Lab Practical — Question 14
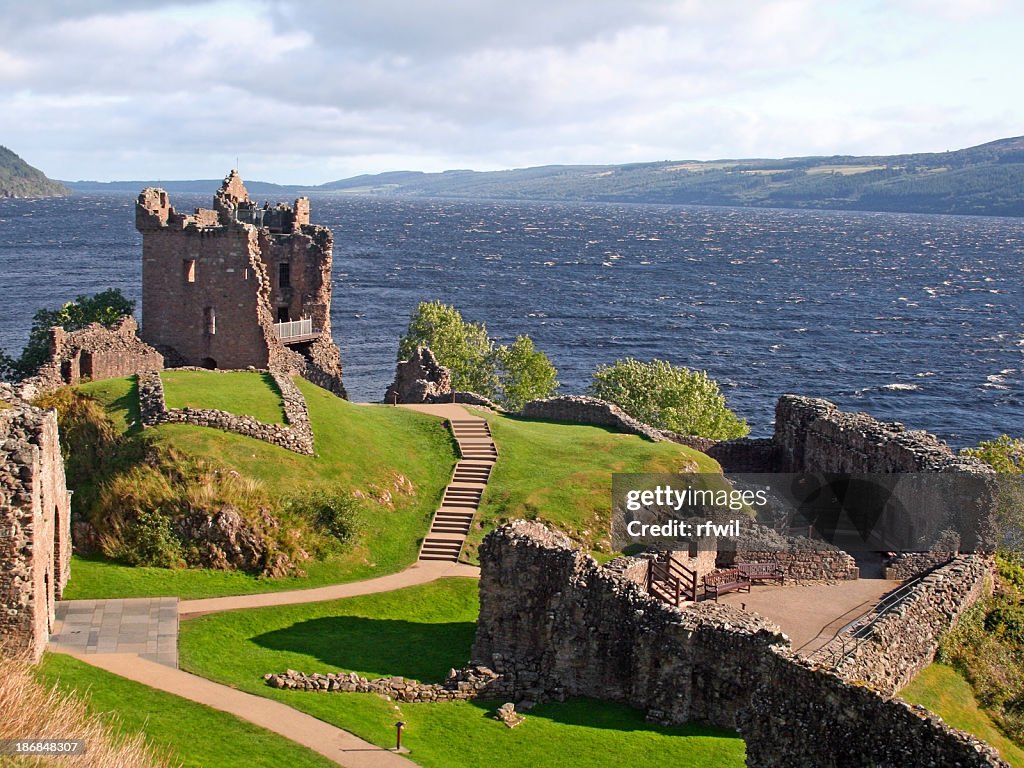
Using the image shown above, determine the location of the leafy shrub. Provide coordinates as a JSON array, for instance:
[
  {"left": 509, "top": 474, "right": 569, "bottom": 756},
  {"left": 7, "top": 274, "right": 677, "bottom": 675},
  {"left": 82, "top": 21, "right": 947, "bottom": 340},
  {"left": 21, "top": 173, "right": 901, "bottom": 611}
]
[
  {"left": 589, "top": 358, "right": 748, "bottom": 439},
  {"left": 399, "top": 301, "right": 559, "bottom": 408},
  {"left": 0, "top": 288, "right": 134, "bottom": 379},
  {"left": 112, "top": 507, "right": 183, "bottom": 568},
  {"left": 283, "top": 489, "right": 362, "bottom": 550}
]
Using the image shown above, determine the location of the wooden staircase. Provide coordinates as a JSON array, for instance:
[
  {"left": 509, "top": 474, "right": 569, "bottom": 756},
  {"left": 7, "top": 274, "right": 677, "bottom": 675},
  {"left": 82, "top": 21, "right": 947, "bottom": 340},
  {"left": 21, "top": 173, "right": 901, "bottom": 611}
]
[
  {"left": 646, "top": 553, "right": 699, "bottom": 607},
  {"left": 418, "top": 416, "right": 497, "bottom": 563}
]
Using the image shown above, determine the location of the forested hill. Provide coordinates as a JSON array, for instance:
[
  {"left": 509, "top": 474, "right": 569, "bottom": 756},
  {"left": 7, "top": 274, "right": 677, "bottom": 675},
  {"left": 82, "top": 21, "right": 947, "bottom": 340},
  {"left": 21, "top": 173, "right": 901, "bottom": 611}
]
[
  {"left": 0, "top": 146, "right": 69, "bottom": 198},
  {"left": 319, "top": 136, "right": 1024, "bottom": 217}
]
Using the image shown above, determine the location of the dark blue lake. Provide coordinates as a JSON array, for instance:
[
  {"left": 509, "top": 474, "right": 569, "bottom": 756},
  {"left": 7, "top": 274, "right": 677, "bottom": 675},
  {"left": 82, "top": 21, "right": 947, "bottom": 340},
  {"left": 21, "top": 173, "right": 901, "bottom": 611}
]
[{"left": 1, "top": 193, "right": 1021, "bottom": 447}]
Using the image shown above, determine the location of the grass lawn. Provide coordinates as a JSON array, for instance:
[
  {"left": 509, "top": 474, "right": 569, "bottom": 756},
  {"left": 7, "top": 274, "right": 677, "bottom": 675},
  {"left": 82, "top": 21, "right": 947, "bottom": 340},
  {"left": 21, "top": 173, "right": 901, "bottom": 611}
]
[
  {"left": 901, "top": 663, "right": 1024, "bottom": 767},
  {"left": 36, "top": 653, "right": 336, "bottom": 768},
  {"left": 466, "top": 410, "right": 721, "bottom": 561},
  {"left": 162, "top": 370, "right": 287, "bottom": 424},
  {"left": 179, "top": 578, "right": 745, "bottom": 768},
  {"left": 68, "top": 375, "right": 457, "bottom": 599}
]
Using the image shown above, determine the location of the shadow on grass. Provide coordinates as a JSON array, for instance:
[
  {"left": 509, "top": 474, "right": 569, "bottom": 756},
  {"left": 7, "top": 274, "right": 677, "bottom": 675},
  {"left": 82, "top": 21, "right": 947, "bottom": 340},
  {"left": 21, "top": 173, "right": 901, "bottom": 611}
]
[
  {"left": 464, "top": 696, "right": 742, "bottom": 738},
  {"left": 252, "top": 615, "right": 476, "bottom": 682},
  {"left": 110, "top": 376, "right": 143, "bottom": 434}
]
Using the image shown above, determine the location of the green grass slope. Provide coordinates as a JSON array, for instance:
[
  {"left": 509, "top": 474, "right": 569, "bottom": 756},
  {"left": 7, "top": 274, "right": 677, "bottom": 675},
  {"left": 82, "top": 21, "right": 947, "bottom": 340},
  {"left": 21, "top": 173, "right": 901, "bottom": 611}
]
[
  {"left": 179, "top": 579, "right": 745, "bottom": 768},
  {"left": 161, "top": 370, "right": 287, "bottom": 423},
  {"left": 37, "top": 654, "right": 336, "bottom": 768},
  {"left": 65, "top": 375, "right": 457, "bottom": 599},
  {"left": 901, "top": 663, "right": 1024, "bottom": 767},
  {"left": 467, "top": 410, "right": 720, "bottom": 561}
]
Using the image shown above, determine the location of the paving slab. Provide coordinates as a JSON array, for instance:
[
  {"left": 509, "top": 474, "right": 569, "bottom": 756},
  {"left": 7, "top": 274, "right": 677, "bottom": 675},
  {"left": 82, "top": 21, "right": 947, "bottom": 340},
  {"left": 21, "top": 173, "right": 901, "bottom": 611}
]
[
  {"left": 716, "top": 578, "right": 895, "bottom": 655},
  {"left": 50, "top": 597, "right": 179, "bottom": 668}
]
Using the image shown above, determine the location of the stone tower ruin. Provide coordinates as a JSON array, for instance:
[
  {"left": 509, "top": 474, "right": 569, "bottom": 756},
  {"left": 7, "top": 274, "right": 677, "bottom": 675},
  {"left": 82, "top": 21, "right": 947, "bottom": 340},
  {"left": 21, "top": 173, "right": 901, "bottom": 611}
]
[{"left": 136, "top": 171, "right": 345, "bottom": 396}]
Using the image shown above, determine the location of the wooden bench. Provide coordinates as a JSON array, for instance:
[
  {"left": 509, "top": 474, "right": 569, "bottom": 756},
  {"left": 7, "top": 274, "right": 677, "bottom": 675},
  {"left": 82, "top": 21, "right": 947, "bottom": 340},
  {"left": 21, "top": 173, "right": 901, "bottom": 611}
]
[
  {"left": 738, "top": 562, "right": 785, "bottom": 586},
  {"left": 703, "top": 568, "right": 751, "bottom": 602}
]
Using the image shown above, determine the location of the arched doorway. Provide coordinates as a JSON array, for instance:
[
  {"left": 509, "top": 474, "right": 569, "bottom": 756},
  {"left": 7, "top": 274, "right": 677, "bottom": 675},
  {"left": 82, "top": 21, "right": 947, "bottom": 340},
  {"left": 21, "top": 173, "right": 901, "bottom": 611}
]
[{"left": 200, "top": 357, "right": 217, "bottom": 370}]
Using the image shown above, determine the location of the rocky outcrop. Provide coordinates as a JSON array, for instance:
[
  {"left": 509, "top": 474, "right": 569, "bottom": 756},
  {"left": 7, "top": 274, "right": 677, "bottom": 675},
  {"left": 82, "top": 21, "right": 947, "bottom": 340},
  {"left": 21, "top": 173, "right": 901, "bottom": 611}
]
[
  {"left": 173, "top": 506, "right": 293, "bottom": 576},
  {"left": 384, "top": 347, "right": 453, "bottom": 404}
]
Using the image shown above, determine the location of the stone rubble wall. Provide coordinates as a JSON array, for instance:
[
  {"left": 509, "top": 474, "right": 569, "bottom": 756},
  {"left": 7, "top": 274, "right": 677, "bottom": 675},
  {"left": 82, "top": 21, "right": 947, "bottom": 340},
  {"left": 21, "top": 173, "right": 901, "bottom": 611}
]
[
  {"left": 741, "top": 650, "right": 1006, "bottom": 768},
  {"left": 0, "top": 405, "right": 72, "bottom": 661},
  {"left": 773, "top": 394, "right": 989, "bottom": 474},
  {"left": 137, "top": 370, "right": 314, "bottom": 455},
  {"left": 472, "top": 521, "right": 1006, "bottom": 767},
  {"left": 819, "top": 555, "right": 991, "bottom": 697},
  {"left": 264, "top": 665, "right": 511, "bottom": 702},
  {"left": 884, "top": 551, "right": 956, "bottom": 581},
  {"left": 716, "top": 548, "right": 860, "bottom": 581},
  {"left": 519, "top": 396, "right": 667, "bottom": 442}
]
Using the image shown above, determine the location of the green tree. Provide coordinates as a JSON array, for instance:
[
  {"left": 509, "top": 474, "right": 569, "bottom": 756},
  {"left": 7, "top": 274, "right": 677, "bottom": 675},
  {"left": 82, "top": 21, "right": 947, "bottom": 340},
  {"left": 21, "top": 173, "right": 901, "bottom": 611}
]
[
  {"left": 495, "top": 335, "right": 559, "bottom": 411},
  {"left": 0, "top": 289, "right": 134, "bottom": 380},
  {"left": 589, "top": 358, "right": 748, "bottom": 440},
  {"left": 962, "top": 435, "right": 1024, "bottom": 556},
  {"left": 398, "top": 301, "right": 498, "bottom": 397}
]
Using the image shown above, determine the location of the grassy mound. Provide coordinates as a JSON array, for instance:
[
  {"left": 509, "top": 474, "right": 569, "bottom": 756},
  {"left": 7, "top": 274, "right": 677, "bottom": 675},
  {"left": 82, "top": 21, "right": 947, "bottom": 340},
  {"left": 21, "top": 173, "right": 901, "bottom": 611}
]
[
  {"left": 162, "top": 370, "right": 287, "bottom": 424},
  {"left": 179, "top": 579, "right": 745, "bottom": 767},
  {"left": 901, "top": 663, "right": 1024, "bottom": 767},
  {"left": 37, "top": 654, "right": 335, "bottom": 768},
  {"left": 467, "top": 409, "right": 721, "bottom": 561},
  {"left": 62, "top": 374, "right": 456, "bottom": 599}
]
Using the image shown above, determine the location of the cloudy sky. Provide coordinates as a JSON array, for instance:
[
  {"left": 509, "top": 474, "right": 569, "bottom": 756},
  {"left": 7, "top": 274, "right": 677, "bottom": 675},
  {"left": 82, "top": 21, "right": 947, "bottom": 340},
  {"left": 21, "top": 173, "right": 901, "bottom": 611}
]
[{"left": 1, "top": 0, "right": 1020, "bottom": 184}]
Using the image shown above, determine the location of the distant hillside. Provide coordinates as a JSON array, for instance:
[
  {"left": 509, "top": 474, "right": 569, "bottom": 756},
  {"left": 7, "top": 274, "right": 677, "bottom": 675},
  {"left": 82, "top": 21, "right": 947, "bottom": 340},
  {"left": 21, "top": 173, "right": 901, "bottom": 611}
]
[
  {"left": 64, "top": 178, "right": 303, "bottom": 195},
  {"left": 0, "top": 146, "right": 69, "bottom": 198},
  {"left": 317, "top": 136, "right": 1024, "bottom": 218},
  {"left": 61, "top": 136, "right": 1024, "bottom": 217}
]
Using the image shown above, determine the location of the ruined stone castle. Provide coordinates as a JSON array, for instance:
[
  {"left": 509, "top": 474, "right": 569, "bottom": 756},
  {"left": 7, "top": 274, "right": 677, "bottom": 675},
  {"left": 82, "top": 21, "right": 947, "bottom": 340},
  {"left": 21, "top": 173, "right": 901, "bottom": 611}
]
[
  {"left": 136, "top": 171, "right": 345, "bottom": 395},
  {"left": 0, "top": 391, "right": 72, "bottom": 661}
]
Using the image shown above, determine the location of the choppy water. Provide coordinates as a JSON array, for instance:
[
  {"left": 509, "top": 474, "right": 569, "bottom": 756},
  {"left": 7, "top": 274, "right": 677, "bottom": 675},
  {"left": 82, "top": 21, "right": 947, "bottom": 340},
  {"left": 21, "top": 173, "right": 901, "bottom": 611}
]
[{"left": 1, "top": 193, "right": 1022, "bottom": 447}]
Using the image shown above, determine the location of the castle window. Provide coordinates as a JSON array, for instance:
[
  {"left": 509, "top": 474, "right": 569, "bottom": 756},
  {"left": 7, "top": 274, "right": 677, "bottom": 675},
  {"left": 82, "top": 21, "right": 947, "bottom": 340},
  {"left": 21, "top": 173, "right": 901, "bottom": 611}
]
[
  {"left": 277, "top": 306, "right": 289, "bottom": 322},
  {"left": 204, "top": 306, "right": 216, "bottom": 335},
  {"left": 184, "top": 259, "right": 196, "bottom": 283},
  {"left": 278, "top": 262, "right": 291, "bottom": 288}
]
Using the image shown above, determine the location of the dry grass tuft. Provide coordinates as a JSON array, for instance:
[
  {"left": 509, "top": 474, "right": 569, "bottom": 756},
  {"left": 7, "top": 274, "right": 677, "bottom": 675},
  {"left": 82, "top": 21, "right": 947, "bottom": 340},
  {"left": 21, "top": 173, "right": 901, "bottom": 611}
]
[{"left": 0, "top": 653, "right": 179, "bottom": 767}]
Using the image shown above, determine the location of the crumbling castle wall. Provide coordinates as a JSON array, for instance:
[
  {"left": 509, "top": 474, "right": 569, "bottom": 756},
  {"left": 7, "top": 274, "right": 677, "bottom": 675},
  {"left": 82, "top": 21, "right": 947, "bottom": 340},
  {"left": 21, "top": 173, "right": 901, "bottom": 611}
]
[
  {"left": 17, "top": 316, "right": 163, "bottom": 400},
  {"left": 384, "top": 347, "right": 453, "bottom": 404},
  {"left": 812, "top": 555, "right": 991, "bottom": 696},
  {"left": 0, "top": 404, "right": 72, "bottom": 661},
  {"left": 472, "top": 522, "right": 1005, "bottom": 767}
]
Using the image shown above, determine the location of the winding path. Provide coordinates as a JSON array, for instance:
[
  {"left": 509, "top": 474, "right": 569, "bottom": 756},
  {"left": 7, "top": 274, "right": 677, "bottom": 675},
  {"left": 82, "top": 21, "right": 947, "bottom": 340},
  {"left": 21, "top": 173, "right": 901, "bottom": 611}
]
[{"left": 52, "top": 404, "right": 488, "bottom": 768}]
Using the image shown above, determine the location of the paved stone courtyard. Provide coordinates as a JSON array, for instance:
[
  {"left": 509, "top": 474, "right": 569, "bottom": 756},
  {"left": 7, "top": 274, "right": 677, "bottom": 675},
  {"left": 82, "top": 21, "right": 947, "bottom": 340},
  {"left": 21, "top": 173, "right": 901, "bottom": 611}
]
[{"left": 50, "top": 598, "right": 178, "bottom": 667}]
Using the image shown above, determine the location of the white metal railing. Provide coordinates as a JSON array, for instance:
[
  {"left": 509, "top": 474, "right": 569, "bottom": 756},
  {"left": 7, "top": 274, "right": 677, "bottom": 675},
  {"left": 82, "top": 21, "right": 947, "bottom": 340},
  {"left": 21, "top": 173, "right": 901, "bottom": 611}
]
[{"left": 274, "top": 317, "right": 314, "bottom": 341}]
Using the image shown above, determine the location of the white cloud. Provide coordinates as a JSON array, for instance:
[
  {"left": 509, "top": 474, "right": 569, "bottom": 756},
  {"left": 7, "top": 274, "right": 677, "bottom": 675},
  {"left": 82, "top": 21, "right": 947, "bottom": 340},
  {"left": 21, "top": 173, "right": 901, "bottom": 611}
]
[{"left": 0, "top": 0, "right": 1021, "bottom": 182}]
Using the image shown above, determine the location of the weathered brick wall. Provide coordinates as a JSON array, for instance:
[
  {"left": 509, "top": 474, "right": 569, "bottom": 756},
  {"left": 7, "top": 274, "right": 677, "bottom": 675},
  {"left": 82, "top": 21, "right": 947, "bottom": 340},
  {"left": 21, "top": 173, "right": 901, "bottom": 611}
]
[
  {"left": 0, "top": 405, "right": 72, "bottom": 661},
  {"left": 473, "top": 522, "right": 1006, "bottom": 767}
]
